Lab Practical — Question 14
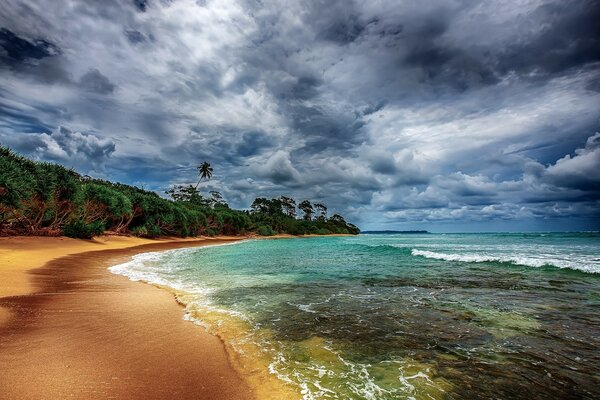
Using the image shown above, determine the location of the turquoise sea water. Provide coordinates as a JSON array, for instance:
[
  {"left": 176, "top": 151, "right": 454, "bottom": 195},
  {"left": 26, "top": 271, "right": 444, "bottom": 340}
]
[{"left": 111, "top": 233, "right": 600, "bottom": 399}]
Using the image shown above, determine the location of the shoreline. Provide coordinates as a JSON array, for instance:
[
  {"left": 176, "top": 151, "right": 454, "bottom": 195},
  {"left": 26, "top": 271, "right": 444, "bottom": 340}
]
[
  {"left": 0, "top": 236, "right": 207, "bottom": 323},
  {"left": 0, "top": 234, "right": 354, "bottom": 399},
  {"left": 0, "top": 235, "right": 259, "bottom": 400}
]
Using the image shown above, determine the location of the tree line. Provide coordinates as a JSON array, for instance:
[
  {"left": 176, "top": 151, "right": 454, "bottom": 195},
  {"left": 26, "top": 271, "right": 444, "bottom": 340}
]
[{"left": 0, "top": 146, "right": 359, "bottom": 238}]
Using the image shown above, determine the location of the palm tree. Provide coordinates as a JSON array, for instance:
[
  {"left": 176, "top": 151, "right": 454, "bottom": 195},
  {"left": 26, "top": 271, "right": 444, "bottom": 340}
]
[{"left": 195, "top": 161, "right": 213, "bottom": 189}]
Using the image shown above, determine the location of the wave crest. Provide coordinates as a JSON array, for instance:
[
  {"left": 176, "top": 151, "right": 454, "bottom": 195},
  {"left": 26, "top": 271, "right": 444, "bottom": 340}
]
[{"left": 411, "top": 249, "right": 599, "bottom": 274}]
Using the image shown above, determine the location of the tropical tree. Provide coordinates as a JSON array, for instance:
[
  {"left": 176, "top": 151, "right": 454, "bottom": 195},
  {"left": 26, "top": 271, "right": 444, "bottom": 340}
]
[
  {"left": 209, "top": 191, "right": 227, "bottom": 208},
  {"left": 280, "top": 196, "right": 296, "bottom": 217},
  {"left": 251, "top": 197, "right": 270, "bottom": 214},
  {"left": 0, "top": 145, "right": 360, "bottom": 238},
  {"left": 195, "top": 161, "right": 213, "bottom": 189},
  {"left": 298, "top": 200, "right": 314, "bottom": 221},
  {"left": 166, "top": 184, "right": 205, "bottom": 206},
  {"left": 314, "top": 203, "right": 327, "bottom": 220},
  {"left": 329, "top": 214, "right": 346, "bottom": 224}
]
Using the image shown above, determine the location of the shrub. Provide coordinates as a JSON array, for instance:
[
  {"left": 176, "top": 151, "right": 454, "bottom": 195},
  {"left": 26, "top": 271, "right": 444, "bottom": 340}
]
[
  {"left": 131, "top": 223, "right": 161, "bottom": 238},
  {"left": 1, "top": 146, "right": 360, "bottom": 237},
  {"left": 131, "top": 225, "right": 148, "bottom": 237},
  {"left": 257, "top": 225, "right": 275, "bottom": 236},
  {"left": 315, "top": 228, "right": 331, "bottom": 235},
  {"left": 141, "top": 223, "right": 161, "bottom": 238},
  {"left": 63, "top": 220, "right": 104, "bottom": 239}
]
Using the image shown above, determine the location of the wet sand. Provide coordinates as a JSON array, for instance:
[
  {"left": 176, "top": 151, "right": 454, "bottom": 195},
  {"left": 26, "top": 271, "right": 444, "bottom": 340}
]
[{"left": 0, "top": 236, "right": 255, "bottom": 400}]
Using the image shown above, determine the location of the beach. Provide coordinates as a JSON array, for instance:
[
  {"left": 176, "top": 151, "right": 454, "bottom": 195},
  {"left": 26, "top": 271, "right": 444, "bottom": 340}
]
[
  {"left": 2, "top": 233, "right": 599, "bottom": 399},
  {"left": 0, "top": 236, "right": 256, "bottom": 400},
  {"left": 110, "top": 233, "right": 599, "bottom": 399}
]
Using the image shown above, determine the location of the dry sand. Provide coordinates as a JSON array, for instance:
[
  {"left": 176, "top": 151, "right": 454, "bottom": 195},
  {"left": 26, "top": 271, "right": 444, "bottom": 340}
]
[{"left": 0, "top": 236, "right": 256, "bottom": 400}]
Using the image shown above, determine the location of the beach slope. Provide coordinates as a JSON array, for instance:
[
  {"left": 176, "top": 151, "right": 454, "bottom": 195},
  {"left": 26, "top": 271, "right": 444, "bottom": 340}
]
[{"left": 0, "top": 236, "right": 254, "bottom": 400}]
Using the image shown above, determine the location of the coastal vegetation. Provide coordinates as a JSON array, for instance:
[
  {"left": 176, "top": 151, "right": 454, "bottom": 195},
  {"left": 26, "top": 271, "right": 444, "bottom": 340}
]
[{"left": 0, "top": 146, "right": 359, "bottom": 238}]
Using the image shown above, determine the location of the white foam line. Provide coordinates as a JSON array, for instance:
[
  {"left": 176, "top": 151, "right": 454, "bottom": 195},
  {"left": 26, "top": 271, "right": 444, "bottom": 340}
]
[
  {"left": 108, "top": 238, "right": 257, "bottom": 328},
  {"left": 108, "top": 239, "right": 251, "bottom": 288},
  {"left": 411, "top": 249, "right": 599, "bottom": 273}
]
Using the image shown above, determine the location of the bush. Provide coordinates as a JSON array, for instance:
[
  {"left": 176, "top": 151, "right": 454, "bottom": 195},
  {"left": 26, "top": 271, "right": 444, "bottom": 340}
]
[
  {"left": 131, "top": 225, "right": 148, "bottom": 237},
  {"left": 1, "top": 146, "right": 360, "bottom": 237},
  {"left": 257, "top": 225, "right": 275, "bottom": 236},
  {"left": 315, "top": 228, "right": 331, "bottom": 235},
  {"left": 144, "top": 222, "right": 162, "bottom": 238},
  {"left": 63, "top": 220, "right": 104, "bottom": 239}
]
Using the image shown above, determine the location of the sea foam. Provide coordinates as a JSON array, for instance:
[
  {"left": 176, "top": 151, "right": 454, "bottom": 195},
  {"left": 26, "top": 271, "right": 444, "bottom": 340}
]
[
  {"left": 411, "top": 249, "right": 599, "bottom": 273},
  {"left": 108, "top": 240, "right": 249, "bottom": 293}
]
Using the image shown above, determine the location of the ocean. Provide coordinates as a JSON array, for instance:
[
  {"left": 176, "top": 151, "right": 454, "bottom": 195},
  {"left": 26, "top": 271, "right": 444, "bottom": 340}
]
[{"left": 110, "top": 233, "right": 600, "bottom": 399}]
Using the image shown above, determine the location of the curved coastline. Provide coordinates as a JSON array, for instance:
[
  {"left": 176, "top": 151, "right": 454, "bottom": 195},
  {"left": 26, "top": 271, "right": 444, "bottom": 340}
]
[
  {"left": 0, "top": 235, "right": 258, "bottom": 400},
  {"left": 107, "top": 239, "right": 302, "bottom": 400}
]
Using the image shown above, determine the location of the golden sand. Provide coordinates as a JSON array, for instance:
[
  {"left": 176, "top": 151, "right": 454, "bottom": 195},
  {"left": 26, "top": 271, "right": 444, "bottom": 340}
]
[
  {"left": 0, "top": 234, "right": 350, "bottom": 399},
  {"left": 0, "top": 236, "right": 202, "bottom": 324},
  {"left": 0, "top": 235, "right": 258, "bottom": 400}
]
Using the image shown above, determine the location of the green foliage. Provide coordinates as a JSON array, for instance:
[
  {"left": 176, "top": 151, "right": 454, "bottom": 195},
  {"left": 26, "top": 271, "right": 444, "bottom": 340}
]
[
  {"left": 257, "top": 225, "right": 276, "bottom": 236},
  {"left": 63, "top": 220, "right": 104, "bottom": 239},
  {"left": 78, "top": 183, "right": 133, "bottom": 223},
  {"left": 166, "top": 184, "right": 207, "bottom": 205},
  {"left": 131, "top": 225, "right": 148, "bottom": 237},
  {"left": 298, "top": 199, "right": 314, "bottom": 220},
  {"left": 249, "top": 197, "right": 359, "bottom": 236},
  {"left": 0, "top": 147, "right": 82, "bottom": 234},
  {"left": 196, "top": 161, "right": 213, "bottom": 189},
  {"left": 0, "top": 146, "right": 359, "bottom": 238},
  {"left": 132, "top": 223, "right": 161, "bottom": 238},
  {"left": 280, "top": 196, "right": 296, "bottom": 217}
]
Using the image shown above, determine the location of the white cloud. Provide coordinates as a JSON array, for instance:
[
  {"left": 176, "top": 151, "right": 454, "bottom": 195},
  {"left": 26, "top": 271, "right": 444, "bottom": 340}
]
[
  {"left": 0, "top": 0, "right": 599, "bottom": 230},
  {"left": 252, "top": 150, "right": 302, "bottom": 185},
  {"left": 2, "top": 126, "right": 115, "bottom": 171},
  {"left": 545, "top": 132, "right": 600, "bottom": 189}
]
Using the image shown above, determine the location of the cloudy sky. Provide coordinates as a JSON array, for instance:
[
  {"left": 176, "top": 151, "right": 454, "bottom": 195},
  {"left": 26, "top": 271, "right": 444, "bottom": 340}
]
[{"left": 0, "top": 0, "right": 599, "bottom": 231}]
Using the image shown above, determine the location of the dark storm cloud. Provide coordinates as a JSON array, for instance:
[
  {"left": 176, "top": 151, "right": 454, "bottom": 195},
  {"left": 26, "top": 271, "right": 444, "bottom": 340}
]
[
  {"left": 369, "top": 156, "right": 396, "bottom": 175},
  {"left": 236, "top": 131, "right": 274, "bottom": 157},
  {"left": 382, "top": 11, "right": 499, "bottom": 91},
  {"left": 160, "top": 127, "right": 276, "bottom": 175},
  {"left": 0, "top": 27, "right": 69, "bottom": 83},
  {"left": 254, "top": 150, "right": 302, "bottom": 185},
  {"left": 319, "top": 16, "right": 366, "bottom": 45},
  {"left": 496, "top": 0, "right": 600, "bottom": 76},
  {"left": 125, "top": 30, "right": 147, "bottom": 44},
  {"left": 0, "top": 102, "right": 51, "bottom": 133},
  {"left": 300, "top": 0, "right": 363, "bottom": 44},
  {"left": 132, "top": 0, "right": 149, "bottom": 12},
  {"left": 79, "top": 69, "right": 116, "bottom": 94},
  {"left": 289, "top": 105, "right": 367, "bottom": 154},
  {"left": 402, "top": 36, "right": 498, "bottom": 90},
  {"left": 0, "top": 28, "right": 59, "bottom": 62},
  {"left": 283, "top": 76, "right": 322, "bottom": 101},
  {"left": 0, "top": 89, "right": 65, "bottom": 134},
  {"left": 0, "top": 0, "right": 599, "bottom": 230}
]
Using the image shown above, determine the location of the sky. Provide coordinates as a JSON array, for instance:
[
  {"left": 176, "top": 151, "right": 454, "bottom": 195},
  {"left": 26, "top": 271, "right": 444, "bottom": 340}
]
[{"left": 0, "top": 0, "right": 599, "bottom": 232}]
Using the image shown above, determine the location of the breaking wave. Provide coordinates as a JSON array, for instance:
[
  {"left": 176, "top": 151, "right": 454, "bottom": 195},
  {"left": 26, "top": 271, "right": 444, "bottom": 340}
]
[{"left": 411, "top": 249, "right": 599, "bottom": 274}]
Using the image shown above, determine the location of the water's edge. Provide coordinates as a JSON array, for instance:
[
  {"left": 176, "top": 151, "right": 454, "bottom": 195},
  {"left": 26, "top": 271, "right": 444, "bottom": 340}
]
[
  {"left": 108, "top": 233, "right": 600, "bottom": 399},
  {"left": 108, "top": 239, "right": 303, "bottom": 400}
]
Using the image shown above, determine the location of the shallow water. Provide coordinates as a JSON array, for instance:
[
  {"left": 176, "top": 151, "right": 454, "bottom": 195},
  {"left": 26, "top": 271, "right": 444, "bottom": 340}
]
[{"left": 110, "top": 233, "right": 600, "bottom": 399}]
